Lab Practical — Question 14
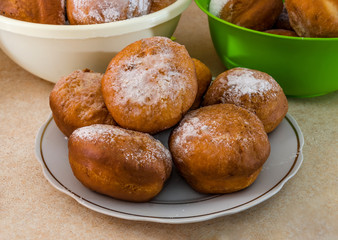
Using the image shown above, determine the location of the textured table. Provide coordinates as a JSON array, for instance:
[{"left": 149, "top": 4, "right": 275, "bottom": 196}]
[{"left": 1, "top": 2, "right": 337, "bottom": 239}]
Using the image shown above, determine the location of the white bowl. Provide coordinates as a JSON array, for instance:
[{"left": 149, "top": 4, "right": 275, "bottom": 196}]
[{"left": 0, "top": 0, "right": 191, "bottom": 83}]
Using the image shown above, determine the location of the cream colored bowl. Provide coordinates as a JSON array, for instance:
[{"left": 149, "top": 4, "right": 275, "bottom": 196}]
[{"left": 0, "top": 0, "right": 191, "bottom": 83}]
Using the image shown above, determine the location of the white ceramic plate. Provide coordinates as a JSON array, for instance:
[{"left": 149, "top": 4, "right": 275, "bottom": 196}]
[{"left": 35, "top": 113, "right": 304, "bottom": 224}]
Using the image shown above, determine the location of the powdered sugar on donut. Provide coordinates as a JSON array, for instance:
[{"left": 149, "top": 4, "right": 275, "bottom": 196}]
[
  {"left": 70, "top": 0, "right": 151, "bottom": 23},
  {"left": 72, "top": 124, "right": 129, "bottom": 143},
  {"left": 70, "top": 0, "right": 121, "bottom": 22},
  {"left": 172, "top": 112, "right": 234, "bottom": 156},
  {"left": 219, "top": 68, "right": 277, "bottom": 103},
  {"left": 209, "top": 0, "right": 230, "bottom": 17},
  {"left": 115, "top": 54, "right": 184, "bottom": 106},
  {"left": 228, "top": 69, "right": 273, "bottom": 94},
  {"left": 173, "top": 117, "right": 202, "bottom": 148},
  {"left": 72, "top": 124, "right": 172, "bottom": 166},
  {"left": 127, "top": 0, "right": 151, "bottom": 18},
  {"left": 110, "top": 39, "right": 190, "bottom": 108}
]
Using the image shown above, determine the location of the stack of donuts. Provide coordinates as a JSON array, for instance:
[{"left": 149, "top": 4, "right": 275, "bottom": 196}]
[
  {"left": 209, "top": 0, "right": 338, "bottom": 38},
  {"left": 49, "top": 36, "right": 289, "bottom": 202},
  {"left": 0, "top": 0, "right": 176, "bottom": 25}
]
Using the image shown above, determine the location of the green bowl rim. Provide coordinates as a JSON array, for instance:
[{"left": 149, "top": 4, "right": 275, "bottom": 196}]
[{"left": 194, "top": 0, "right": 338, "bottom": 41}]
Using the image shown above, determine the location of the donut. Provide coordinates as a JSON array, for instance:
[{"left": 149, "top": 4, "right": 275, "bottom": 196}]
[
  {"left": 150, "top": 0, "right": 176, "bottom": 13},
  {"left": 101, "top": 36, "right": 198, "bottom": 134},
  {"left": 0, "top": 0, "right": 66, "bottom": 24},
  {"left": 49, "top": 69, "right": 116, "bottom": 137},
  {"left": 67, "top": 0, "right": 152, "bottom": 25},
  {"left": 209, "top": 0, "right": 283, "bottom": 31},
  {"left": 202, "top": 68, "right": 288, "bottom": 133},
  {"left": 169, "top": 104, "right": 270, "bottom": 194},
  {"left": 190, "top": 58, "right": 212, "bottom": 110},
  {"left": 68, "top": 124, "right": 172, "bottom": 202},
  {"left": 265, "top": 29, "right": 298, "bottom": 37},
  {"left": 285, "top": 0, "right": 338, "bottom": 38}
]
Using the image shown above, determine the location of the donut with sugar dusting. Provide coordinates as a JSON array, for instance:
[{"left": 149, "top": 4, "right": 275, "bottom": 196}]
[
  {"left": 49, "top": 69, "right": 116, "bottom": 137},
  {"left": 209, "top": 0, "right": 283, "bottom": 31},
  {"left": 285, "top": 0, "right": 338, "bottom": 37},
  {"left": 202, "top": 68, "right": 288, "bottom": 133},
  {"left": 69, "top": 124, "right": 172, "bottom": 202},
  {"left": 0, "top": 0, "right": 66, "bottom": 24},
  {"left": 67, "top": 0, "right": 152, "bottom": 24},
  {"left": 169, "top": 104, "right": 270, "bottom": 194},
  {"left": 101, "top": 36, "right": 198, "bottom": 134}
]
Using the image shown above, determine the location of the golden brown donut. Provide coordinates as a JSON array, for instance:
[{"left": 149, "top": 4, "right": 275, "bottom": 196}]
[
  {"left": 102, "top": 36, "right": 198, "bottom": 134},
  {"left": 50, "top": 69, "right": 115, "bottom": 137},
  {"left": 285, "top": 0, "right": 338, "bottom": 38},
  {"left": 150, "top": 0, "right": 176, "bottom": 13},
  {"left": 265, "top": 29, "right": 298, "bottom": 37},
  {"left": 169, "top": 104, "right": 270, "bottom": 194},
  {"left": 202, "top": 68, "right": 288, "bottom": 133},
  {"left": 69, "top": 124, "right": 172, "bottom": 202},
  {"left": 0, "top": 0, "right": 66, "bottom": 24},
  {"left": 190, "top": 58, "right": 212, "bottom": 110},
  {"left": 67, "top": 0, "right": 152, "bottom": 25},
  {"left": 209, "top": 0, "right": 283, "bottom": 31}
]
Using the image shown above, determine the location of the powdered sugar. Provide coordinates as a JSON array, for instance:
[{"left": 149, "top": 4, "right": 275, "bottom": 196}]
[
  {"left": 71, "top": 0, "right": 119, "bottom": 22},
  {"left": 225, "top": 68, "right": 274, "bottom": 96},
  {"left": 70, "top": 0, "right": 151, "bottom": 23},
  {"left": 127, "top": 0, "right": 151, "bottom": 18},
  {"left": 209, "top": 0, "right": 230, "bottom": 17},
  {"left": 71, "top": 124, "right": 172, "bottom": 167},
  {"left": 173, "top": 117, "right": 202, "bottom": 148},
  {"left": 111, "top": 42, "right": 187, "bottom": 107},
  {"left": 100, "top": 7, "right": 121, "bottom": 22},
  {"left": 72, "top": 124, "right": 129, "bottom": 142},
  {"left": 172, "top": 113, "right": 233, "bottom": 156}
]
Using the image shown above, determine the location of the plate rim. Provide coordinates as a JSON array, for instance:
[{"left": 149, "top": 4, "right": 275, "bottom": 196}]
[{"left": 35, "top": 113, "right": 304, "bottom": 224}]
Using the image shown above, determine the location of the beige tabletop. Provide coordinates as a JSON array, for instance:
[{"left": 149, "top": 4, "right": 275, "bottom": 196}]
[{"left": 1, "top": 2, "right": 337, "bottom": 239}]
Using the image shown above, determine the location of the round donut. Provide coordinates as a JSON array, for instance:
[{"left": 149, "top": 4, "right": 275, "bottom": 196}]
[
  {"left": 190, "top": 58, "right": 212, "bottom": 110},
  {"left": 101, "top": 36, "right": 198, "bottom": 134},
  {"left": 0, "top": 0, "right": 66, "bottom": 24},
  {"left": 69, "top": 124, "right": 172, "bottom": 202},
  {"left": 285, "top": 0, "right": 338, "bottom": 38},
  {"left": 265, "top": 29, "right": 298, "bottom": 37},
  {"left": 67, "top": 0, "right": 152, "bottom": 25},
  {"left": 169, "top": 104, "right": 270, "bottom": 194},
  {"left": 209, "top": 0, "right": 283, "bottom": 31},
  {"left": 49, "top": 69, "right": 115, "bottom": 137},
  {"left": 202, "top": 68, "right": 288, "bottom": 133}
]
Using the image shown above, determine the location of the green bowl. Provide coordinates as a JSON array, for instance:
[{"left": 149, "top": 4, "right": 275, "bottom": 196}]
[{"left": 195, "top": 0, "right": 338, "bottom": 97}]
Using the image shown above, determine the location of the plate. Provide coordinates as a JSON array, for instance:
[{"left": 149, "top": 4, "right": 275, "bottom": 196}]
[{"left": 35, "top": 113, "right": 304, "bottom": 224}]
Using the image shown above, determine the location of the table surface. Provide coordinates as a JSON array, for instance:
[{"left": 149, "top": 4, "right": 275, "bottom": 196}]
[{"left": 1, "top": 2, "right": 337, "bottom": 239}]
